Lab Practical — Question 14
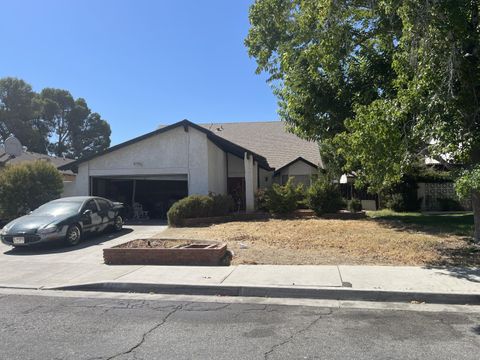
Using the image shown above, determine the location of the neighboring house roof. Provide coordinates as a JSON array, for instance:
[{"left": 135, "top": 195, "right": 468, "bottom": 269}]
[
  {"left": 199, "top": 121, "right": 322, "bottom": 170},
  {"left": 60, "top": 119, "right": 273, "bottom": 171},
  {"left": 0, "top": 149, "right": 74, "bottom": 174}
]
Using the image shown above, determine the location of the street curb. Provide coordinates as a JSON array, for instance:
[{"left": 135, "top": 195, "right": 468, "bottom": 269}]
[{"left": 50, "top": 282, "right": 480, "bottom": 305}]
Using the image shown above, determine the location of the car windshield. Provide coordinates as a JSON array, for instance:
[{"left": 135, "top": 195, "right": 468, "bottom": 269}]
[{"left": 31, "top": 202, "right": 82, "bottom": 217}]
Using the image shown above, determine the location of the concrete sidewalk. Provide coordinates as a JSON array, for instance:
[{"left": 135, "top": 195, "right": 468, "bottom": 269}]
[
  {"left": 1, "top": 260, "right": 479, "bottom": 303},
  {"left": 1, "top": 224, "right": 479, "bottom": 304}
]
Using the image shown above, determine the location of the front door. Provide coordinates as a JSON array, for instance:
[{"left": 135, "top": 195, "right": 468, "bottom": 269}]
[{"left": 227, "top": 177, "right": 246, "bottom": 211}]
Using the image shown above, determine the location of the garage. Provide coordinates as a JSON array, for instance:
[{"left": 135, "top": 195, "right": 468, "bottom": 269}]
[{"left": 91, "top": 176, "right": 188, "bottom": 219}]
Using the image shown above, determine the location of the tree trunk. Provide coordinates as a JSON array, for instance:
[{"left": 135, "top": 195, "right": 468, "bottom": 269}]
[{"left": 472, "top": 190, "right": 480, "bottom": 243}]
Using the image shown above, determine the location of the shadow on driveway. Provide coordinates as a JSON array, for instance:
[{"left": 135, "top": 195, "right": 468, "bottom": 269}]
[{"left": 2, "top": 228, "right": 134, "bottom": 256}]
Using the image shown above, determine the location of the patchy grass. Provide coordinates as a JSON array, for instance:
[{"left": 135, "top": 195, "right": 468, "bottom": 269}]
[
  {"left": 158, "top": 214, "right": 479, "bottom": 266},
  {"left": 367, "top": 210, "right": 474, "bottom": 237}
]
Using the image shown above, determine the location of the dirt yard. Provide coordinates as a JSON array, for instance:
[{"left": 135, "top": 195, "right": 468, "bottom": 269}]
[{"left": 157, "top": 217, "right": 479, "bottom": 266}]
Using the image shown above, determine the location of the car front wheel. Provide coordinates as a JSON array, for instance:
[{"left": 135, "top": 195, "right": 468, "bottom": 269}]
[{"left": 65, "top": 224, "right": 82, "bottom": 246}]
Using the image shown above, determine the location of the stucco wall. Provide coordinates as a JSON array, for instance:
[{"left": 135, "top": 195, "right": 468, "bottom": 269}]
[
  {"left": 72, "top": 126, "right": 211, "bottom": 196},
  {"left": 207, "top": 139, "right": 227, "bottom": 194},
  {"left": 259, "top": 168, "right": 273, "bottom": 189},
  {"left": 274, "top": 160, "right": 317, "bottom": 185},
  {"left": 62, "top": 181, "right": 76, "bottom": 197}
]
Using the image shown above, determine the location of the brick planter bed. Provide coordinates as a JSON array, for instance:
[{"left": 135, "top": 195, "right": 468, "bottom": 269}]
[{"left": 104, "top": 239, "right": 230, "bottom": 266}]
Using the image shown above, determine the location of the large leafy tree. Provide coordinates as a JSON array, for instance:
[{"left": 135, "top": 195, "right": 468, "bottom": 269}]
[
  {"left": 246, "top": 0, "right": 480, "bottom": 241},
  {"left": 245, "top": 0, "right": 399, "bottom": 164},
  {"left": 40, "top": 88, "right": 111, "bottom": 158},
  {"left": 0, "top": 78, "right": 49, "bottom": 153},
  {"left": 0, "top": 78, "right": 111, "bottom": 159}
]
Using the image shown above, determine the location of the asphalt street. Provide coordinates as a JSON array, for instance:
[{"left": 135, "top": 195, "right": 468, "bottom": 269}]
[{"left": 1, "top": 291, "right": 480, "bottom": 360}]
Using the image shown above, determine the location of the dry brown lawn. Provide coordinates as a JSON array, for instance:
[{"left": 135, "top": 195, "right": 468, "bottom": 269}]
[{"left": 157, "top": 218, "right": 479, "bottom": 266}]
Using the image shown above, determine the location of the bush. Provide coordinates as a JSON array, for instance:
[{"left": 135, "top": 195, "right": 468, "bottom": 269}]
[
  {"left": 167, "top": 194, "right": 234, "bottom": 226},
  {"left": 384, "top": 193, "right": 405, "bottom": 212},
  {"left": 263, "top": 178, "right": 304, "bottom": 215},
  {"left": 0, "top": 161, "right": 63, "bottom": 219},
  {"left": 383, "top": 177, "right": 421, "bottom": 212},
  {"left": 384, "top": 192, "right": 422, "bottom": 212},
  {"left": 307, "top": 179, "right": 344, "bottom": 216},
  {"left": 255, "top": 188, "right": 268, "bottom": 211},
  {"left": 437, "top": 197, "right": 463, "bottom": 211},
  {"left": 210, "top": 193, "right": 235, "bottom": 216},
  {"left": 348, "top": 198, "right": 362, "bottom": 213}
]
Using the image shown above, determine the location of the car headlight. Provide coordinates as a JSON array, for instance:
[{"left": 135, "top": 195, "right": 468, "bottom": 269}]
[
  {"left": 1, "top": 224, "right": 13, "bottom": 235},
  {"left": 37, "top": 224, "right": 58, "bottom": 234}
]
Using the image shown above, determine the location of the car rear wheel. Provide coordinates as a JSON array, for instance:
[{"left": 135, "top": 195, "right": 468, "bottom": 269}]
[
  {"left": 65, "top": 225, "right": 81, "bottom": 246},
  {"left": 113, "top": 216, "right": 123, "bottom": 232}
]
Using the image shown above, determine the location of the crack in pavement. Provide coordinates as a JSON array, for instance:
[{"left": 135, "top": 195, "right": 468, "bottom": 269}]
[
  {"left": 104, "top": 304, "right": 184, "bottom": 360},
  {"left": 264, "top": 309, "right": 333, "bottom": 359},
  {"left": 182, "top": 303, "right": 231, "bottom": 312}
]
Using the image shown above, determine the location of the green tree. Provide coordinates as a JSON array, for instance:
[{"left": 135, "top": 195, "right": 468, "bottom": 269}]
[
  {"left": 0, "top": 77, "right": 48, "bottom": 153},
  {"left": 246, "top": 0, "right": 480, "bottom": 241},
  {"left": 0, "top": 161, "right": 63, "bottom": 218},
  {"left": 40, "top": 88, "right": 111, "bottom": 158},
  {"left": 245, "top": 0, "right": 399, "bottom": 177}
]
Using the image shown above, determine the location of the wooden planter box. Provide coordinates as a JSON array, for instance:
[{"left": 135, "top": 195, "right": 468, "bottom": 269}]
[{"left": 103, "top": 240, "right": 229, "bottom": 266}]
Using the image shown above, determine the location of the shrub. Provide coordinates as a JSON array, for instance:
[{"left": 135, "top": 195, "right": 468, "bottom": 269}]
[
  {"left": 167, "top": 194, "right": 234, "bottom": 226},
  {"left": 384, "top": 192, "right": 422, "bottom": 212},
  {"left": 210, "top": 193, "right": 235, "bottom": 216},
  {"left": 437, "top": 197, "right": 463, "bottom": 211},
  {"left": 384, "top": 193, "right": 405, "bottom": 212},
  {"left": 263, "top": 178, "right": 304, "bottom": 214},
  {"left": 255, "top": 188, "right": 268, "bottom": 211},
  {"left": 383, "top": 177, "right": 421, "bottom": 212},
  {"left": 307, "top": 179, "right": 344, "bottom": 216},
  {"left": 0, "top": 161, "right": 63, "bottom": 219},
  {"left": 348, "top": 198, "right": 362, "bottom": 213}
]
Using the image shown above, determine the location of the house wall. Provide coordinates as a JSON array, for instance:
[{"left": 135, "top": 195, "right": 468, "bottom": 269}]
[
  {"left": 259, "top": 168, "right": 273, "bottom": 189},
  {"left": 274, "top": 160, "right": 318, "bottom": 186},
  {"left": 72, "top": 126, "right": 211, "bottom": 196},
  {"left": 62, "top": 180, "right": 76, "bottom": 197},
  {"left": 207, "top": 139, "right": 227, "bottom": 194}
]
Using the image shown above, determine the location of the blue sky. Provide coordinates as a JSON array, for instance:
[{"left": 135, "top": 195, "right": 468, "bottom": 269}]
[{"left": 0, "top": 0, "right": 278, "bottom": 145}]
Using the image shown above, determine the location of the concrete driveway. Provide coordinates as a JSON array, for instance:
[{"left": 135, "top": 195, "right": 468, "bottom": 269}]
[{"left": 0, "top": 223, "right": 166, "bottom": 289}]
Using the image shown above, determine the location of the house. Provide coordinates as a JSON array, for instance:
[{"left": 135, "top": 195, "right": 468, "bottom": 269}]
[
  {"left": 0, "top": 135, "right": 76, "bottom": 197},
  {"left": 59, "top": 119, "right": 322, "bottom": 218}
]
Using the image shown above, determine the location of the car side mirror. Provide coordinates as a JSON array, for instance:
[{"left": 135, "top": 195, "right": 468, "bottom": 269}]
[{"left": 83, "top": 209, "right": 92, "bottom": 216}]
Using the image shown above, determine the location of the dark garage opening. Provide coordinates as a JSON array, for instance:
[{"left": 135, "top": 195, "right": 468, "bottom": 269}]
[{"left": 91, "top": 177, "right": 188, "bottom": 219}]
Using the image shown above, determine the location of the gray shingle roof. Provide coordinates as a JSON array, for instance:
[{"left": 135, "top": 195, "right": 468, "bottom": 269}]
[{"left": 199, "top": 121, "right": 321, "bottom": 170}]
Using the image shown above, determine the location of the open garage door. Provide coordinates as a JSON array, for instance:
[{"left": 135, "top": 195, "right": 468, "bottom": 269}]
[{"left": 91, "top": 175, "right": 188, "bottom": 219}]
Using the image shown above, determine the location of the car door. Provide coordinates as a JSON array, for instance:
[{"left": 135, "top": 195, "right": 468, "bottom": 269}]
[
  {"left": 96, "top": 199, "right": 114, "bottom": 231},
  {"left": 81, "top": 200, "right": 102, "bottom": 233}
]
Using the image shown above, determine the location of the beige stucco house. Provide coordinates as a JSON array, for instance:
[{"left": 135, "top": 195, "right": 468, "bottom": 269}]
[{"left": 60, "top": 119, "right": 322, "bottom": 218}]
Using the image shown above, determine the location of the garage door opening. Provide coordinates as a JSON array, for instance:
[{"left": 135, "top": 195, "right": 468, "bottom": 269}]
[{"left": 91, "top": 177, "right": 188, "bottom": 219}]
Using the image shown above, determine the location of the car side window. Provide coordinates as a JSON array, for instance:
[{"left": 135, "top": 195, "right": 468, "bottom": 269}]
[
  {"left": 97, "top": 199, "right": 110, "bottom": 212},
  {"left": 84, "top": 200, "right": 98, "bottom": 213}
]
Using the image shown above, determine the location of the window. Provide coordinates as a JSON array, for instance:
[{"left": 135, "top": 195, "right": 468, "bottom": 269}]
[
  {"left": 84, "top": 200, "right": 98, "bottom": 213},
  {"left": 97, "top": 199, "right": 110, "bottom": 212}
]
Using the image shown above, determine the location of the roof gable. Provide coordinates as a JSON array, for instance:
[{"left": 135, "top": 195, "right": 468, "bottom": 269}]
[
  {"left": 199, "top": 121, "right": 322, "bottom": 170},
  {"left": 59, "top": 119, "right": 272, "bottom": 171}
]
